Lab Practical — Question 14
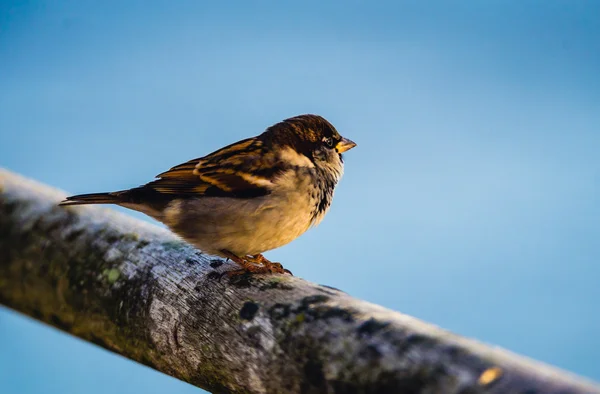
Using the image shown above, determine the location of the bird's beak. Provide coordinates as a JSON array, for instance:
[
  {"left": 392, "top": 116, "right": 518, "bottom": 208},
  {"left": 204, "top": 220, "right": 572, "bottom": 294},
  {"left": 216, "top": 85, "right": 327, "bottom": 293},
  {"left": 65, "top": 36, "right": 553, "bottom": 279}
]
[{"left": 336, "top": 137, "right": 357, "bottom": 153}]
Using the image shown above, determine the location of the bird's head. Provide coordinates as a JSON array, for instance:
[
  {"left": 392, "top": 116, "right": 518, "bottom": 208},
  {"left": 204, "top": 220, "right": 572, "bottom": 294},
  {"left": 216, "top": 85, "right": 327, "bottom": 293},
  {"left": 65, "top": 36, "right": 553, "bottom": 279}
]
[{"left": 263, "top": 114, "right": 357, "bottom": 171}]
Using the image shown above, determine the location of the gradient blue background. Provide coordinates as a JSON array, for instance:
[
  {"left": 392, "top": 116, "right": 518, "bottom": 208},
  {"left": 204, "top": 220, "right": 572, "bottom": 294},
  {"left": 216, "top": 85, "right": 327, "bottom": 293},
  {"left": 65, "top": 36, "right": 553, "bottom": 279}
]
[{"left": 1, "top": 1, "right": 599, "bottom": 393}]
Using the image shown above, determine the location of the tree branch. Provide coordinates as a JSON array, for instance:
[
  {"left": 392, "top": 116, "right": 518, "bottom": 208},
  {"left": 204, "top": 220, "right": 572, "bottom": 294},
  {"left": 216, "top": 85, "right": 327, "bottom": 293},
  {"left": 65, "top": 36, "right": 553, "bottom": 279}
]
[{"left": 0, "top": 168, "right": 598, "bottom": 394}]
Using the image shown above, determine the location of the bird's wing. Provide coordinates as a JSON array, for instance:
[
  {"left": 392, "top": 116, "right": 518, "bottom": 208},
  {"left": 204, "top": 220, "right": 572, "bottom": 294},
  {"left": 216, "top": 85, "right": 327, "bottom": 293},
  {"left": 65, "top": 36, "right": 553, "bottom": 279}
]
[{"left": 147, "top": 138, "right": 284, "bottom": 198}]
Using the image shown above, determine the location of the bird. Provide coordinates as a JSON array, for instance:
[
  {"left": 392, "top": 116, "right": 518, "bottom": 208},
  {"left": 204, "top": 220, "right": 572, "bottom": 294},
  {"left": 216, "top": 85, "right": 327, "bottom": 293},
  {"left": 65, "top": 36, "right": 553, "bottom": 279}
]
[{"left": 60, "top": 114, "right": 356, "bottom": 275}]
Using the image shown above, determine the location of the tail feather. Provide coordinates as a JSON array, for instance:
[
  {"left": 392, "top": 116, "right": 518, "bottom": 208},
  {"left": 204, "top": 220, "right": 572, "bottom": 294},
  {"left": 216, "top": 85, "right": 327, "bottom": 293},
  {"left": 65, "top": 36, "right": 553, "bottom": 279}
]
[{"left": 59, "top": 192, "right": 124, "bottom": 206}]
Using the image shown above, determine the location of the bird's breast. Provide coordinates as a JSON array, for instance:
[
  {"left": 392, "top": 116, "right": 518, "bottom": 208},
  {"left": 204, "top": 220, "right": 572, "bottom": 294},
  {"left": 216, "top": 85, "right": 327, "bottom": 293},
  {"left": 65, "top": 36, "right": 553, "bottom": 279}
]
[{"left": 163, "top": 168, "right": 321, "bottom": 256}]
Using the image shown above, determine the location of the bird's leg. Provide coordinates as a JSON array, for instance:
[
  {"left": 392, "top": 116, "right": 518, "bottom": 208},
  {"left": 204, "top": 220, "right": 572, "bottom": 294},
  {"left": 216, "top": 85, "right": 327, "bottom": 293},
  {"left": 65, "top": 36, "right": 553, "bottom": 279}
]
[
  {"left": 248, "top": 254, "right": 293, "bottom": 275},
  {"left": 220, "top": 250, "right": 292, "bottom": 276},
  {"left": 220, "top": 251, "right": 266, "bottom": 275}
]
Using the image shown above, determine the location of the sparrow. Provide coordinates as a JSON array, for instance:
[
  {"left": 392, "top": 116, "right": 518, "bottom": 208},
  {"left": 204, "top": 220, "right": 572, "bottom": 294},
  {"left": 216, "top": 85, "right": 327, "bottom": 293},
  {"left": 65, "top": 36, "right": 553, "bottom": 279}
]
[{"left": 60, "top": 114, "right": 356, "bottom": 275}]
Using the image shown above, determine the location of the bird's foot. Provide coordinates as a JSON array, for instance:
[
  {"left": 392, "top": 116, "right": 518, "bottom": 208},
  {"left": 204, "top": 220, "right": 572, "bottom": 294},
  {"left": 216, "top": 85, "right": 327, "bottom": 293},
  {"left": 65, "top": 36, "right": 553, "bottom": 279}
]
[
  {"left": 220, "top": 251, "right": 293, "bottom": 276},
  {"left": 247, "top": 254, "right": 293, "bottom": 275}
]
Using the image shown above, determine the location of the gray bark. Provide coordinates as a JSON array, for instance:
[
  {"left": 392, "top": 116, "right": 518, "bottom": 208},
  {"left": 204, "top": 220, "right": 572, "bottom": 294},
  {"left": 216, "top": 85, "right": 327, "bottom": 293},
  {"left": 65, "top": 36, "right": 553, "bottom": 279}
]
[{"left": 0, "top": 168, "right": 598, "bottom": 394}]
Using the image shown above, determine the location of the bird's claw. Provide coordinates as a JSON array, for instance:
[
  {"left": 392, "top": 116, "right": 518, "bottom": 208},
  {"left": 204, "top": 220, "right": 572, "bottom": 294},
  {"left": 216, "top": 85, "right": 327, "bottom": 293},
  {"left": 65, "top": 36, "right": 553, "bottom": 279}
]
[{"left": 219, "top": 250, "right": 292, "bottom": 276}]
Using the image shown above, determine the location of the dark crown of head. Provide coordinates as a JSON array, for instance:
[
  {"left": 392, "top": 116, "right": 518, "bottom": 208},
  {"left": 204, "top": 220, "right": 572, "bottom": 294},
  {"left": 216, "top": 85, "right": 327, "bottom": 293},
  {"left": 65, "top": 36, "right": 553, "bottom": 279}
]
[{"left": 264, "top": 114, "right": 339, "bottom": 145}]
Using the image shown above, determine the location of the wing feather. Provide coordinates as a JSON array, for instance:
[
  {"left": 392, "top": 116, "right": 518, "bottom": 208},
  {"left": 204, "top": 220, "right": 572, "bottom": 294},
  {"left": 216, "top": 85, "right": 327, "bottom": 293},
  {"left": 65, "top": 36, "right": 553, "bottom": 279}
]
[{"left": 147, "top": 137, "right": 284, "bottom": 198}]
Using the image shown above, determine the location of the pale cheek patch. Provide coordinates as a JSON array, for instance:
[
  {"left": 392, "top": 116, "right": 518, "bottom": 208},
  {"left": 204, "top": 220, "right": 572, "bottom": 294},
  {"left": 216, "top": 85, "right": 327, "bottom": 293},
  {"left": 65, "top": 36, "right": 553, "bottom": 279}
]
[
  {"left": 279, "top": 147, "right": 314, "bottom": 168},
  {"left": 317, "top": 151, "right": 344, "bottom": 180}
]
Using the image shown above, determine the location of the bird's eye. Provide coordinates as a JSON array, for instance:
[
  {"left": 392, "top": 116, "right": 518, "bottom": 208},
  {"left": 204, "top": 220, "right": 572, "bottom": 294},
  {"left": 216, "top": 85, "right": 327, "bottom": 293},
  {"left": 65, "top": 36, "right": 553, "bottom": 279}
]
[{"left": 322, "top": 137, "right": 335, "bottom": 148}]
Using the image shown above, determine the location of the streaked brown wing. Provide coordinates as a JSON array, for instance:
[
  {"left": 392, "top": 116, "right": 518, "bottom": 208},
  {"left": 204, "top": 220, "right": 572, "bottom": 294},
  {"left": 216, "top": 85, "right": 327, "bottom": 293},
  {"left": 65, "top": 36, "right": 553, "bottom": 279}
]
[{"left": 146, "top": 137, "right": 283, "bottom": 198}]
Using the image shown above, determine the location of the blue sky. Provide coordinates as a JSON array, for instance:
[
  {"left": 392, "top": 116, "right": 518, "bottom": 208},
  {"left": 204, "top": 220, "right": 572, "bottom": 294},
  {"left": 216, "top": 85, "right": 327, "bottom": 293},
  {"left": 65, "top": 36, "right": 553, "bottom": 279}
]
[{"left": 1, "top": 1, "right": 599, "bottom": 393}]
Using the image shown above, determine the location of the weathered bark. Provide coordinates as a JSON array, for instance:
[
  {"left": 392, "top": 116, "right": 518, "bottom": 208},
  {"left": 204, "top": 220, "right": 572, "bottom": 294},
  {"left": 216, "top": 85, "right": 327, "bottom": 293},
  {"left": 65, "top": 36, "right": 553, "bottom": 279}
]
[{"left": 0, "top": 168, "right": 598, "bottom": 394}]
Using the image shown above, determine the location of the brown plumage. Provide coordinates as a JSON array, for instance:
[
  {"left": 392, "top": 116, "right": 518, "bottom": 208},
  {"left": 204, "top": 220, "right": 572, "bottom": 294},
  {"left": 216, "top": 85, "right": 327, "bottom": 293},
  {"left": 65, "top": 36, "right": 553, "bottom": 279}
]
[{"left": 60, "top": 114, "right": 357, "bottom": 275}]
